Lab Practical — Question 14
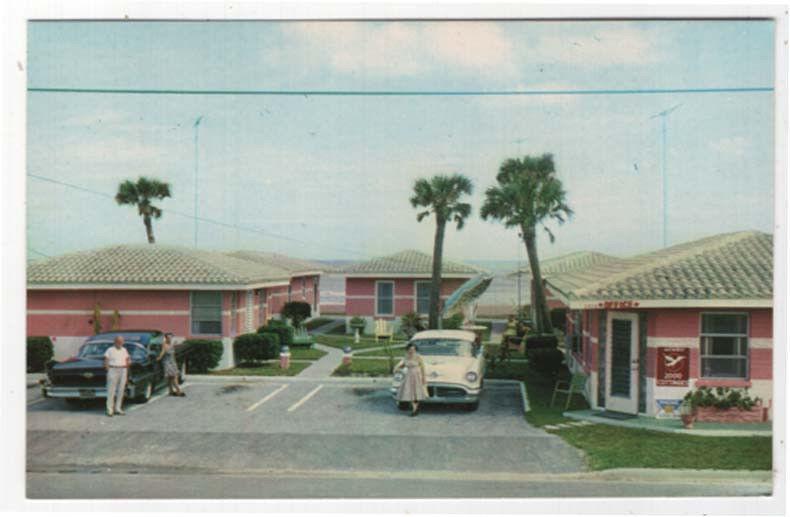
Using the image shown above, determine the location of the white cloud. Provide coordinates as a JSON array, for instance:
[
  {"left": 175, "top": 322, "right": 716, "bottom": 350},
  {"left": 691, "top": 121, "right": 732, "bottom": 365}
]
[
  {"left": 280, "top": 21, "right": 517, "bottom": 78},
  {"left": 708, "top": 136, "right": 750, "bottom": 157},
  {"left": 532, "top": 27, "right": 663, "bottom": 66}
]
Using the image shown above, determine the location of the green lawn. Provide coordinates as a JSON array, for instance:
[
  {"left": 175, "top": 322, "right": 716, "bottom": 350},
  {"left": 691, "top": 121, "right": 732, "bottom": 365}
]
[
  {"left": 332, "top": 358, "right": 395, "bottom": 377},
  {"left": 288, "top": 347, "right": 327, "bottom": 360},
  {"left": 209, "top": 362, "right": 311, "bottom": 376},
  {"left": 315, "top": 334, "right": 406, "bottom": 351},
  {"left": 558, "top": 425, "right": 772, "bottom": 471},
  {"left": 521, "top": 364, "right": 772, "bottom": 471},
  {"left": 354, "top": 345, "right": 407, "bottom": 357}
]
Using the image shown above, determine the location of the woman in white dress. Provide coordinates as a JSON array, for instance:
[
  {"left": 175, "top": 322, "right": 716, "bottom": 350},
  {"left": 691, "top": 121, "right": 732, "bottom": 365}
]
[{"left": 394, "top": 343, "right": 428, "bottom": 416}]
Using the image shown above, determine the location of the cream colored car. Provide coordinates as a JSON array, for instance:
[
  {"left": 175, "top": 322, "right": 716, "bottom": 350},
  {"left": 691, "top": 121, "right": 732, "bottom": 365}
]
[{"left": 391, "top": 329, "right": 485, "bottom": 411}]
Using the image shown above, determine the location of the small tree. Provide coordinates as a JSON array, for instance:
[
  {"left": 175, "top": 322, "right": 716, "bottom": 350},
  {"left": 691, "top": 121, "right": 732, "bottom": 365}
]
[
  {"left": 115, "top": 176, "right": 172, "bottom": 244},
  {"left": 281, "top": 301, "right": 311, "bottom": 327}
]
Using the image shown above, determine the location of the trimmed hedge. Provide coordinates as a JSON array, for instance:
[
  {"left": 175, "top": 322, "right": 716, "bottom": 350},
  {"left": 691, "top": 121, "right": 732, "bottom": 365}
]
[
  {"left": 27, "top": 336, "right": 54, "bottom": 373},
  {"left": 282, "top": 301, "right": 311, "bottom": 327},
  {"left": 182, "top": 339, "right": 224, "bottom": 373},
  {"left": 526, "top": 347, "right": 565, "bottom": 376},
  {"left": 234, "top": 333, "right": 279, "bottom": 363},
  {"left": 258, "top": 319, "right": 294, "bottom": 348}
]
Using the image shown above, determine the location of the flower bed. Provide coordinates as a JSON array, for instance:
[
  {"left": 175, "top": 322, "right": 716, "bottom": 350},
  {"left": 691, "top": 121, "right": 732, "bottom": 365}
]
[{"left": 695, "top": 404, "right": 767, "bottom": 423}]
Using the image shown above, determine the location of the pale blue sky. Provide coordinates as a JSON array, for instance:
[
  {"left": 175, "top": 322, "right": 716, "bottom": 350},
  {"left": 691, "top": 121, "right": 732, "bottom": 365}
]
[{"left": 27, "top": 20, "right": 775, "bottom": 262}]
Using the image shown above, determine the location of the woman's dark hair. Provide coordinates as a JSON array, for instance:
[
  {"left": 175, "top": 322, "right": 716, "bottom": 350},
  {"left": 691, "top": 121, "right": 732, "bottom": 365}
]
[{"left": 406, "top": 342, "right": 417, "bottom": 352}]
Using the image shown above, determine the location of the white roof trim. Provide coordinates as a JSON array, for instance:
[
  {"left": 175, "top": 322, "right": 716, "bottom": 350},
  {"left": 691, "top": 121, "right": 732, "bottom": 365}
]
[
  {"left": 568, "top": 298, "right": 773, "bottom": 310},
  {"left": 27, "top": 280, "right": 290, "bottom": 290},
  {"left": 344, "top": 273, "right": 476, "bottom": 279}
]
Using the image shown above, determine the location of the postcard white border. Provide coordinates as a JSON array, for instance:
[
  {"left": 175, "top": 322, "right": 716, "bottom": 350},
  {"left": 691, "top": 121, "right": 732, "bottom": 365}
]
[{"left": 2, "top": 1, "right": 787, "bottom": 516}]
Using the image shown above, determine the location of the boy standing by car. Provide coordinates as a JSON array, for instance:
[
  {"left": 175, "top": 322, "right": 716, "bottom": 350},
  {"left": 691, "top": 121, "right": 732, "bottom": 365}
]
[{"left": 103, "top": 336, "right": 130, "bottom": 417}]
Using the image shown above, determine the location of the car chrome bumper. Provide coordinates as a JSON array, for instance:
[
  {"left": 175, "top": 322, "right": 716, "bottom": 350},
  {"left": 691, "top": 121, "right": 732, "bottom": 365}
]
[
  {"left": 42, "top": 384, "right": 140, "bottom": 400},
  {"left": 390, "top": 383, "right": 481, "bottom": 403}
]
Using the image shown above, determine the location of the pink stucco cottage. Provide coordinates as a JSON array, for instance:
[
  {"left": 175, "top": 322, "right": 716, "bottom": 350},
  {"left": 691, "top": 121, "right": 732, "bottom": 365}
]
[
  {"left": 27, "top": 245, "right": 325, "bottom": 368},
  {"left": 545, "top": 231, "right": 774, "bottom": 419},
  {"left": 343, "top": 250, "right": 481, "bottom": 332}
]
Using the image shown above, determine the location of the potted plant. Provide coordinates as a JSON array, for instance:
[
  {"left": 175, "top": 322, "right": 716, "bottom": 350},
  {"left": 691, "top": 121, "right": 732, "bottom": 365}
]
[
  {"left": 682, "top": 387, "right": 765, "bottom": 423},
  {"left": 348, "top": 316, "right": 366, "bottom": 336},
  {"left": 679, "top": 400, "right": 695, "bottom": 429}
]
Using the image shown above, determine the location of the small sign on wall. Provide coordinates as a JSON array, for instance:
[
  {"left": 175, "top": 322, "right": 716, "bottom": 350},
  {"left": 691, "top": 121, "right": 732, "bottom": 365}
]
[
  {"left": 655, "top": 399, "right": 683, "bottom": 419},
  {"left": 656, "top": 347, "right": 690, "bottom": 386}
]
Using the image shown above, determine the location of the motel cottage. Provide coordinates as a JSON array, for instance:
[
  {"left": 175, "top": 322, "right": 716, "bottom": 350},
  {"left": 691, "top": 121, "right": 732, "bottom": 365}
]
[
  {"left": 27, "top": 245, "right": 325, "bottom": 368},
  {"left": 343, "top": 250, "right": 482, "bottom": 332},
  {"left": 545, "top": 231, "right": 774, "bottom": 419}
]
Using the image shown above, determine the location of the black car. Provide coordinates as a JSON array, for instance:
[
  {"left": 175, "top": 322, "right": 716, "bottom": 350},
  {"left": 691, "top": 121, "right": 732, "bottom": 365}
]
[{"left": 41, "top": 330, "right": 191, "bottom": 404}]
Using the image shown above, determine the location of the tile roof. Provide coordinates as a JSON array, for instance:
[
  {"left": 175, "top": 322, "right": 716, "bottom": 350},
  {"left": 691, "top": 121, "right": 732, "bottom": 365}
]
[
  {"left": 508, "top": 251, "right": 618, "bottom": 279},
  {"left": 226, "top": 251, "right": 332, "bottom": 275},
  {"left": 547, "top": 231, "right": 773, "bottom": 302},
  {"left": 343, "top": 250, "right": 482, "bottom": 276},
  {"left": 27, "top": 244, "right": 293, "bottom": 287}
]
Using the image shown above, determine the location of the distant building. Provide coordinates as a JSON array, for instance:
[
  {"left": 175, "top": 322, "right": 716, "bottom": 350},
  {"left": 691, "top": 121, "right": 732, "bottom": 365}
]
[
  {"left": 343, "top": 250, "right": 481, "bottom": 331},
  {"left": 27, "top": 245, "right": 325, "bottom": 368},
  {"left": 545, "top": 231, "right": 773, "bottom": 419}
]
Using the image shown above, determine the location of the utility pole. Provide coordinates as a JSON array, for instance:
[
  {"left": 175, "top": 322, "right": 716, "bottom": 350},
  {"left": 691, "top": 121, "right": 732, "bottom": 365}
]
[
  {"left": 649, "top": 104, "right": 681, "bottom": 248},
  {"left": 193, "top": 115, "right": 204, "bottom": 248}
]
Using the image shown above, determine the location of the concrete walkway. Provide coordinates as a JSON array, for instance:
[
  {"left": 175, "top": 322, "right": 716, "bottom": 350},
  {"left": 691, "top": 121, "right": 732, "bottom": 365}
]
[
  {"left": 308, "top": 318, "right": 345, "bottom": 335},
  {"left": 296, "top": 343, "right": 344, "bottom": 378}
]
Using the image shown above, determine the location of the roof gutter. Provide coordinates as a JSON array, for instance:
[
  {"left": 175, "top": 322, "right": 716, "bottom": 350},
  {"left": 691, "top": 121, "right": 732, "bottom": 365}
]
[{"left": 27, "top": 280, "right": 291, "bottom": 291}]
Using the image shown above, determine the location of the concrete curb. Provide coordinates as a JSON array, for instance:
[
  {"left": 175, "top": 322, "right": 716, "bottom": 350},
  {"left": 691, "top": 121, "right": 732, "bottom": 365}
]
[{"left": 563, "top": 411, "right": 772, "bottom": 437}]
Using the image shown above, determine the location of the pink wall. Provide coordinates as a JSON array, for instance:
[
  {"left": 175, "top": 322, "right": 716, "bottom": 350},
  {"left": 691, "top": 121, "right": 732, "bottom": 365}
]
[{"left": 344, "top": 277, "right": 470, "bottom": 317}]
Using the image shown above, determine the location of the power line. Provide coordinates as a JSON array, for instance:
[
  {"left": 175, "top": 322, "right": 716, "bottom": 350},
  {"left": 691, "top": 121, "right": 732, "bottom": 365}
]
[
  {"left": 27, "top": 173, "right": 372, "bottom": 259},
  {"left": 27, "top": 86, "right": 773, "bottom": 97}
]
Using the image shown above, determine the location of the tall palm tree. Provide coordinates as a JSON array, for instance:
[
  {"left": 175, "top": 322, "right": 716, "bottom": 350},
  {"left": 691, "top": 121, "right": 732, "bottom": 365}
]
[
  {"left": 115, "top": 177, "right": 172, "bottom": 244},
  {"left": 410, "top": 174, "right": 473, "bottom": 329},
  {"left": 480, "top": 154, "right": 572, "bottom": 334}
]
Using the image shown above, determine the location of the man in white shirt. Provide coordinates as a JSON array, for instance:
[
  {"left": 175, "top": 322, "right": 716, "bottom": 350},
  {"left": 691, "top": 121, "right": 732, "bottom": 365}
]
[{"left": 104, "top": 336, "right": 130, "bottom": 417}]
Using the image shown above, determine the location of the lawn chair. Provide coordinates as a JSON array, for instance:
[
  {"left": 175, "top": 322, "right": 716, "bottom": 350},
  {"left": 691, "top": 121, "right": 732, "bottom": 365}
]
[
  {"left": 550, "top": 373, "right": 587, "bottom": 410},
  {"left": 292, "top": 325, "right": 314, "bottom": 347},
  {"left": 375, "top": 319, "right": 393, "bottom": 343}
]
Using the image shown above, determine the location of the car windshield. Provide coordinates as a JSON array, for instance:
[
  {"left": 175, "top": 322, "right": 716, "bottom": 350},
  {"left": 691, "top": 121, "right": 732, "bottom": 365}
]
[
  {"left": 79, "top": 342, "right": 147, "bottom": 361},
  {"left": 412, "top": 339, "right": 473, "bottom": 357}
]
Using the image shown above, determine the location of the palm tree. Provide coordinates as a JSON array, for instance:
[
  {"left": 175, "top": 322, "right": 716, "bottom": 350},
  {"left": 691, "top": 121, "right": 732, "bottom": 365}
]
[
  {"left": 115, "top": 177, "right": 172, "bottom": 244},
  {"left": 480, "top": 154, "right": 572, "bottom": 334},
  {"left": 410, "top": 174, "right": 473, "bottom": 329}
]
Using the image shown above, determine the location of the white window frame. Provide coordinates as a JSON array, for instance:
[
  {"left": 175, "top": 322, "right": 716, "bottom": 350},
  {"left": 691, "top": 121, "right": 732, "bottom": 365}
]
[
  {"left": 375, "top": 280, "right": 395, "bottom": 317},
  {"left": 699, "top": 312, "right": 750, "bottom": 380},
  {"left": 190, "top": 291, "right": 223, "bottom": 336},
  {"left": 414, "top": 280, "right": 432, "bottom": 315}
]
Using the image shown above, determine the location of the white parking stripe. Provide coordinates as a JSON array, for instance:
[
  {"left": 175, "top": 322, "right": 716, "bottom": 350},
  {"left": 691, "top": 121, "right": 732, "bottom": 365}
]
[
  {"left": 128, "top": 383, "right": 191, "bottom": 412},
  {"left": 287, "top": 385, "right": 323, "bottom": 413},
  {"left": 246, "top": 384, "right": 287, "bottom": 412},
  {"left": 27, "top": 397, "right": 47, "bottom": 406}
]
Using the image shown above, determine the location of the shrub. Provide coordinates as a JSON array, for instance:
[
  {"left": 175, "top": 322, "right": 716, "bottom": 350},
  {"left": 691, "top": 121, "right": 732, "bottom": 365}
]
[
  {"left": 234, "top": 333, "right": 278, "bottom": 364},
  {"left": 27, "top": 336, "right": 54, "bottom": 373},
  {"left": 348, "top": 316, "right": 366, "bottom": 334},
  {"left": 258, "top": 319, "right": 294, "bottom": 348},
  {"left": 182, "top": 339, "right": 224, "bottom": 373},
  {"left": 400, "top": 311, "right": 426, "bottom": 338},
  {"left": 550, "top": 309, "right": 567, "bottom": 332},
  {"left": 282, "top": 301, "right": 312, "bottom": 327},
  {"left": 683, "top": 387, "right": 761, "bottom": 411},
  {"left": 526, "top": 347, "right": 565, "bottom": 376},
  {"left": 442, "top": 313, "right": 465, "bottom": 330}
]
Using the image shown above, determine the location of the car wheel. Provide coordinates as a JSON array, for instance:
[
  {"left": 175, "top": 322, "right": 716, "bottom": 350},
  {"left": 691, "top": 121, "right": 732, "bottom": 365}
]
[
  {"left": 465, "top": 401, "right": 479, "bottom": 411},
  {"left": 135, "top": 381, "right": 153, "bottom": 403},
  {"left": 397, "top": 401, "right": 410, "bottom": 411}
]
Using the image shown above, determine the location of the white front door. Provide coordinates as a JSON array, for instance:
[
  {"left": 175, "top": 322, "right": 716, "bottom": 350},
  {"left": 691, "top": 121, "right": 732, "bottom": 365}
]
[{"left": 605, "top": 312, "right": 639, "bottom": 414}]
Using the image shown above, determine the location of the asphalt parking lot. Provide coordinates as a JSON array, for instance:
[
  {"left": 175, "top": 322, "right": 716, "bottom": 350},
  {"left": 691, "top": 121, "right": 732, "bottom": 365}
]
[{"left": 27, "top": 376, "right": 585, "bottom": 482}]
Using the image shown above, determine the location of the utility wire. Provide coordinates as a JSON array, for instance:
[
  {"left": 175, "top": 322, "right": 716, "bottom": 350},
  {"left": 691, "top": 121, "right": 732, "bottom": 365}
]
[
  {"left": 27, "top": 86, "right": 773, "bottom": 96},
  {"left": 27, "top": 173, "right": 372, "bottom": 259}
]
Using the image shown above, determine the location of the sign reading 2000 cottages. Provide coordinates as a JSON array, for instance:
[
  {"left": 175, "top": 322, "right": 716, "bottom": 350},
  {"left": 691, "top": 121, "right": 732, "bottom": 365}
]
[{"left": 656, "top": 347, "right": 690, "bottom": 386}]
